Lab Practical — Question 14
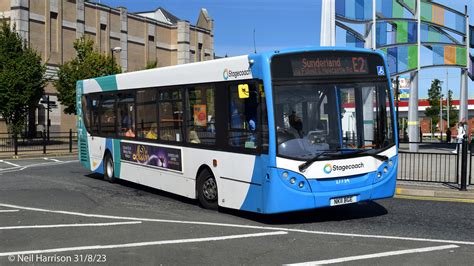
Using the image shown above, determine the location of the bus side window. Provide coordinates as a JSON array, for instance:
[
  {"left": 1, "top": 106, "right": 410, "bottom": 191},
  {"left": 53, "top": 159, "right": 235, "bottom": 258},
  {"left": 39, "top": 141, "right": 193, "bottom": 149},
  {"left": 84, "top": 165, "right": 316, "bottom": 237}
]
[
  {"left": 81, "top": 95, "right": 90, "bottom": 132},
  {"left": 90, "top": 95, "right": 100, "bottom": 135},
  {"left": 117, "top": 93, "right": 136, "bottom": 138},
  {"left": 158, "top": 89, "right": 183, "bottom": 142},
  {"left": 228, "top": 84, "right": 259, "bottom": 149},
  {"left": 185, "top": 86, "right": 216, "bottom": 145},
  {"left": 99, "top": 93, "right": 116, "bottom": 137},
  {"left": 136, "top": 89, "right": 158, "bottom": 139}
]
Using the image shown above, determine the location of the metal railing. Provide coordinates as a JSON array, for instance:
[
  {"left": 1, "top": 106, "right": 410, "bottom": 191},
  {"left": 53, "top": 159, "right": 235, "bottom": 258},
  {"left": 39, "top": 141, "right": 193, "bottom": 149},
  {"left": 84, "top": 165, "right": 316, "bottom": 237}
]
[
  {"left": 0, "top": 130, "right": 77, "bottom": 155},
  {"left": 397, "top": 140, "right": 471, "bottom": 190}
]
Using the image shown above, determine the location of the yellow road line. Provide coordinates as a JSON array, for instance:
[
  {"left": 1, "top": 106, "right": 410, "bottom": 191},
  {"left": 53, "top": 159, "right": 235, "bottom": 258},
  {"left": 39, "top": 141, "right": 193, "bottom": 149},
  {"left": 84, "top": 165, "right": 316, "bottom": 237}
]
[{"left": 395, "top": 194, "right": 474, "bottom": 203}]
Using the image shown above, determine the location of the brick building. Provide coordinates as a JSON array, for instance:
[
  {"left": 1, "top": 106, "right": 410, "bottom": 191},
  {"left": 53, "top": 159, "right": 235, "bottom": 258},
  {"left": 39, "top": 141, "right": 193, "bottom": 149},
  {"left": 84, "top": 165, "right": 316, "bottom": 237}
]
[{"left": 0, "top": 0, "right": 214, "bottom": 135}]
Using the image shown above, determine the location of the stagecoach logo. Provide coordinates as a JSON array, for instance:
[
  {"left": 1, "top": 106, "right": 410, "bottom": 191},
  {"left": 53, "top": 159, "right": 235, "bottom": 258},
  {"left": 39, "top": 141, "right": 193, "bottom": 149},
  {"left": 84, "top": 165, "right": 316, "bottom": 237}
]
[
  {"left": 223, "top": 68, "right": 251, "bottom": 80},
  {"left": 323, "top": 164, "right": 332, "bottom": 174},
  {"left": 132, "top": 145, "right": 149, "bottom": 163},
  {"left": 324, "top": 162, "right": 365, "bottom": 174},
  {"left": 223, "top": 68, "right": 229, "bottom": 80}
]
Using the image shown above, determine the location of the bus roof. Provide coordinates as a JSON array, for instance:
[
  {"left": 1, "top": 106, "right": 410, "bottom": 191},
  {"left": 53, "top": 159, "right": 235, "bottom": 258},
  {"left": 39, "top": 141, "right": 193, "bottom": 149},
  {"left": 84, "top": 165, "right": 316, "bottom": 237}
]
[{"left": 80, "top": 46, "right": 385, "bottom": 94}]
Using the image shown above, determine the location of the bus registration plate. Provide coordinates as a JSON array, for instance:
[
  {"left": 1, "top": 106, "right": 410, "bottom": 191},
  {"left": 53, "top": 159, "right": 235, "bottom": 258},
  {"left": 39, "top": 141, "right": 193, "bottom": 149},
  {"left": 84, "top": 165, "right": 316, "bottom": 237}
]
[{"left": 330, "top": 195, "right": 357, "bottom": 206}]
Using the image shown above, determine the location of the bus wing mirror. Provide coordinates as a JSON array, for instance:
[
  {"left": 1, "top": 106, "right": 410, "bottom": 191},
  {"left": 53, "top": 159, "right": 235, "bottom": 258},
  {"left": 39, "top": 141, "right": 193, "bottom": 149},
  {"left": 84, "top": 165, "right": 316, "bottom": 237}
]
[{"left": 238, "top": 84, "right": 250, "bottom": 99}]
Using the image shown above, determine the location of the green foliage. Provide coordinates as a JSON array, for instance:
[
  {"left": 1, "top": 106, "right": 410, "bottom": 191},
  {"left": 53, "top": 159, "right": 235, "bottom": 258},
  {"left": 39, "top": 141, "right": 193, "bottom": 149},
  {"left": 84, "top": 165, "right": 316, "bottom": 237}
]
[
  {"left": 146, "top": 60, "right": 158, "bottom": 69},
  {"left": 425, "top": 80, "right": 459, "bottom": 130},
  {"left": 424, "top": 79, "right": 442, "bottom": 129},
  {"left": 55, "top": 37, "right": 121, "bottom": 114},
  {"left": 0, "top": 21, "right": 46, "bottom": 137},
  {"left": 446, "top": 89, "right": 458, "bottom": 128}
]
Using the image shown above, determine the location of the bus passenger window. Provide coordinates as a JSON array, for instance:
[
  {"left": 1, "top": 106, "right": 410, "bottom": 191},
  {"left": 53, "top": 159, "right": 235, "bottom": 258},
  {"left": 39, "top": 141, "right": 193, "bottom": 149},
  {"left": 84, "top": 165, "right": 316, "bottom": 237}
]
[
  {"left": 117, "top": 93, "right": 136, "bottom": 138},
  {"left": 159, "top": 89, "right": 183, "bottom": 142},
  {"left": 185, "top": 86, "right": 216, "bottom": 145},
  {"left": 228, "top": 84, "right": 260, "bottom": 149},
  {"left": 90, "top": 96, "right": 99, "bottom": 135},
  {"left": 136, "top": 89, "right": 158, "bottom": 139},
  {"left": 81, "top": 96, "right": 90, "bottom": 132},
  {"left": 99, "top": 94, "right": 116, "bottom": 137}
]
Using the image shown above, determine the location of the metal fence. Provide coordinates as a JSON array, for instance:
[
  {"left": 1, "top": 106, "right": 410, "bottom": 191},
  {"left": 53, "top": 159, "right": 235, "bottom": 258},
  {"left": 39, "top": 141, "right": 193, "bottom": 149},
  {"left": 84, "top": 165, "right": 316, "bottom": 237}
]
[
  {"left": 397, "top": 141, "right": 471, "bottom": 190},
  {"left": 0, "top": 130, "right": 77, "bottom": 155}
]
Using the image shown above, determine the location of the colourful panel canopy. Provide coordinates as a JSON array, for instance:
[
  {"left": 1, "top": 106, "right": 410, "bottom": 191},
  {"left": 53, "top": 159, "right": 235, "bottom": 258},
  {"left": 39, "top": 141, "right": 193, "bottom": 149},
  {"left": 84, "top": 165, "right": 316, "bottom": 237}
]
[
  {"left": 432, "top": 46, "right": 444, "bottom": 65},
  {"left": 456, "top": 47, "right": 467, "bottom": 66},
  {"left": 336, "top": 0, "right": 372, "bottom": 21},
  {"left": 432, "top": 5, "right": 445, "bottom": 26},
  {"left": 420, "top": 1, "right": 432, "bottom": 21},
  {"left": 336, "top": 0, "right": 346, "bottom": 17},
  {"left": 444, "top": 46, "right": 456, "bottom": 65},
  {"left": 392, "top": 0, "right": 404, "bottom": 18},
  {"left": 402, "top": 0, "right": 416, "bottom": 11},
  {"left": 396, "top": 21, "right": 408, "bottom": 43},
  {"left": 408, "top": 46, "right": 418, "bottom": 69}
]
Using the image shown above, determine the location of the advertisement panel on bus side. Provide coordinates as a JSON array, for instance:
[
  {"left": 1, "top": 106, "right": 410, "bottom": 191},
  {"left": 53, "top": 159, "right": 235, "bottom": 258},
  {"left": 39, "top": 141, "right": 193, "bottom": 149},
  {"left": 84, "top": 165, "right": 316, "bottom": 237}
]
[{"left": 120, "top": 142, "right": 182, "bottom": 172}]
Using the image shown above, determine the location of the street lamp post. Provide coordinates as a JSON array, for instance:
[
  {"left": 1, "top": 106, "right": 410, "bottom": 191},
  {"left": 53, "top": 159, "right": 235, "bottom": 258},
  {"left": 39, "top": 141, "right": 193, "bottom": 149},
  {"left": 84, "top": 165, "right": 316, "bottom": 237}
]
[{"left": 111, "top": 46, "right": 122, "bottom": 71}]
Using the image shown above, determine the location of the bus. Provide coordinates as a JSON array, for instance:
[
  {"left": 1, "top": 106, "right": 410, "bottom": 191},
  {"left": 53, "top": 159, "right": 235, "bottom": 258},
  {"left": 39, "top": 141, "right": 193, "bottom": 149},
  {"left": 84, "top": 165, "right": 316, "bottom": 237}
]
[{"left": 77, "top": 47, "right": 398, "bottom": 214}]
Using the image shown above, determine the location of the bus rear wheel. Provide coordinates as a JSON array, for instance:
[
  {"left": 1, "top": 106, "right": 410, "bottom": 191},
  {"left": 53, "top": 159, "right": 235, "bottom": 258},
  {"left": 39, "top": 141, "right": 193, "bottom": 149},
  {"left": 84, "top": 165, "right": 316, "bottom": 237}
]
[
  {"left": 104, "top": 153, "right": 115, "bottom": 183},
  {"left": 197, "top": 169, "right": 218, "bottom": 210}
]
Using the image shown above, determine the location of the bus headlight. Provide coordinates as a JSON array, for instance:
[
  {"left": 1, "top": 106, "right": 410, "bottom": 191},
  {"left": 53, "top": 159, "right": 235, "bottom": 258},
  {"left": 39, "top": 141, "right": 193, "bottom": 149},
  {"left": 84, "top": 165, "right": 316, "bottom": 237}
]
[
  {"left": 383, "top": 167, "right": 388, "bottom": 173},
  {"left": 282, "top": 171, "right": 289, "bottom": 179},
  {"left": 298, "top": 181, "right": 304, "bottom": 188},
  {"left": 377, "top": 172, "right": 382, "bottom": 179},
  {"left": 290, "top": 177, "right": 296, "bottom": 184},
  {"left": 388, "top": 160, "right": 393, "bottom": 167}
]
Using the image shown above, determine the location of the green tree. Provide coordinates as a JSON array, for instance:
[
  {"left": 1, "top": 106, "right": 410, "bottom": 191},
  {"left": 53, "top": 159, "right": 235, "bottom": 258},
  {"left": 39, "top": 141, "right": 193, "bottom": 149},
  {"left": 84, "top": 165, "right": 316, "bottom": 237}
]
[
  {"left": 445, "top": 89, "right": 458, "bottom": 128},
  {"left": 0, "top": 21, "right": 46, "bottom": 137},
  {"left": 424, "top": 79, "right": 442, "bottom": 131},
  {"left": 55, "top": 37, "right": 121, "bottom": 114}
]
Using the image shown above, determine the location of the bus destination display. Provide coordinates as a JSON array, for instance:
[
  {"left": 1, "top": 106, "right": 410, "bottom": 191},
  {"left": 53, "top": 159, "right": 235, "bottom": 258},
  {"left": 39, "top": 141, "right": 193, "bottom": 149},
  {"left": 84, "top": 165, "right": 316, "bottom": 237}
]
[{"left": 291, "top": 56, "right": 368, "bottom": 76}]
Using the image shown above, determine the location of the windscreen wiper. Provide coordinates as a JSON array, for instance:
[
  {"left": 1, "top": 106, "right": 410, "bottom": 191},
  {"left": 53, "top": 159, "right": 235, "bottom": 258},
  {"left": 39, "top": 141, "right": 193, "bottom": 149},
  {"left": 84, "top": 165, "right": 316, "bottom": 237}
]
[
  {"left": 337, "top": 148, "right": 389, "bottom": 162},
  {"left": 299, "top": 150, "right": 341, "bottom": 172}
]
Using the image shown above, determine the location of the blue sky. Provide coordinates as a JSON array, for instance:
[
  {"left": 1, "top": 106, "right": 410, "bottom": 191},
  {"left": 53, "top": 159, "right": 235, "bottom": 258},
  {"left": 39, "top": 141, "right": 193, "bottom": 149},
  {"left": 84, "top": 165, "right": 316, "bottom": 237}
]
[{"left": 97, "top": 0, "right": 472, "bottom": 99}]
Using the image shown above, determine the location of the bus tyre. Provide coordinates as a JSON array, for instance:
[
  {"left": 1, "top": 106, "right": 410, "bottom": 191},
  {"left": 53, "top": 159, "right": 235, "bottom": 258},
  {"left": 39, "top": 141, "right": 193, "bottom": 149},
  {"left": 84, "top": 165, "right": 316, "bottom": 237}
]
[
  {"left": 104, "top": 153, "right": 115, "bottom": 183},
  {"left": 197, "top": 169, "right": 218, "bottom": 210}
]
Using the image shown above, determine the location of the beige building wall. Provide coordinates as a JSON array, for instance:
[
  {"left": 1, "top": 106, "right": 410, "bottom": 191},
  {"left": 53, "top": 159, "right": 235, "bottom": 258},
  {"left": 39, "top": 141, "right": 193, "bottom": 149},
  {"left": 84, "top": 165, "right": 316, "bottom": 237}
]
[{"left": 0, "top": 0, "right": 214, "bottom": 135}]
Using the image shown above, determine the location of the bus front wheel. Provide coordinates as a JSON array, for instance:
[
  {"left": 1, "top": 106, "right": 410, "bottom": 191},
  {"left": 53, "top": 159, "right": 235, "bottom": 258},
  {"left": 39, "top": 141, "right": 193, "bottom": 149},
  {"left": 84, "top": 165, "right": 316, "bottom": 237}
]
[
  {"left": 197, "top": 169, "right": 218, "bottom": 210},
  {"left": 103, "top": 153, "right": 115, "bottom": 183}
]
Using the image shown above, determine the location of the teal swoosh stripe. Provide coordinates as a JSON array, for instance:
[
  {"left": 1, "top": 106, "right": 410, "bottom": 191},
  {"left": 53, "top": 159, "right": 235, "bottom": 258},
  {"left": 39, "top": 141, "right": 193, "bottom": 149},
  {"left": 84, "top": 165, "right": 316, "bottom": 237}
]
[{"left": 95, "top": 75, "right": 118, "bottom": 91}]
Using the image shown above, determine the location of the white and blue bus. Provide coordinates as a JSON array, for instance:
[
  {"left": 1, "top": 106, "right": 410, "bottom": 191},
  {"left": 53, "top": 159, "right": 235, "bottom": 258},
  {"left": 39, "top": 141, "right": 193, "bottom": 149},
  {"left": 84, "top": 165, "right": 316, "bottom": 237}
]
[{"left": 77, "top": 47, "right": 398, "bottom": 214}]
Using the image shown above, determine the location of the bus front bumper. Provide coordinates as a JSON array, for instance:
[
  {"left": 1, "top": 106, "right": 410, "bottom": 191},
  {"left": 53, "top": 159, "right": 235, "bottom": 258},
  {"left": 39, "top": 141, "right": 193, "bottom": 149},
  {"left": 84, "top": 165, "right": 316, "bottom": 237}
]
[{"left": 261, "top": 165, "right": 397, "bottom": 214}]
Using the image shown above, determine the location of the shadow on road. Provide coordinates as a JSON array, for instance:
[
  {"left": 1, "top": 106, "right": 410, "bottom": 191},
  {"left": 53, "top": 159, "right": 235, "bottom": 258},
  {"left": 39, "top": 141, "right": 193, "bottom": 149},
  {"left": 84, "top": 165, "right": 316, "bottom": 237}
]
[
  {"left": 85, "top": 173, "right": 197, "bottom": 206},
  {"left": 220, "top": 201, "right": 388, "bottom": 225},
  {"left": 85, "top": 173, "right": 388, "bottom": 225}
]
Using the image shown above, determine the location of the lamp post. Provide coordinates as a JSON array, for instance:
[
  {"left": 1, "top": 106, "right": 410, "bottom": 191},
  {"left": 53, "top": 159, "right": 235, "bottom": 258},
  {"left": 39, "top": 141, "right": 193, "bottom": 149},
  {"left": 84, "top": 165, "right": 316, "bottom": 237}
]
[{"left": 111, "top": 46, "right": 122, "bottom": 71}]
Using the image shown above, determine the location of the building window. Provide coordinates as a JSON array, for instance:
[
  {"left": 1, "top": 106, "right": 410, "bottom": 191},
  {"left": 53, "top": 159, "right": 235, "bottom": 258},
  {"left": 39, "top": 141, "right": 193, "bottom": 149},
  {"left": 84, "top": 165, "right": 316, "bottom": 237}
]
[
  {"left": 50, "top": 12, "right": 58, "bottom": 53},
  {"left": 198, "top": 43, "right": 203, "bottom": 62},
  {"left": 190, "top": 50, "right": 195, "bottom": 63}
]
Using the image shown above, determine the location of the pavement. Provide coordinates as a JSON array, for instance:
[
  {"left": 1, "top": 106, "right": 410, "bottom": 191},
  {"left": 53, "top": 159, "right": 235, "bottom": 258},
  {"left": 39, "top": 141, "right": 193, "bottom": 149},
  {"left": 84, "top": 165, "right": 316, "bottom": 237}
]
[{"left": 0, "top": 151, "right": 472, "bottom": 203}]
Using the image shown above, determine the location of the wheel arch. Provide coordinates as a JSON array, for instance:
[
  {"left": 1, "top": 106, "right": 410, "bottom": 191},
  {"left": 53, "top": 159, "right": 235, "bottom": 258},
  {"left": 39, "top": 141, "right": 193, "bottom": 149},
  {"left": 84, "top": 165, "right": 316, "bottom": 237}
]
[{"left": 195, "top": 164, "right": 215, "bottom": 198}]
